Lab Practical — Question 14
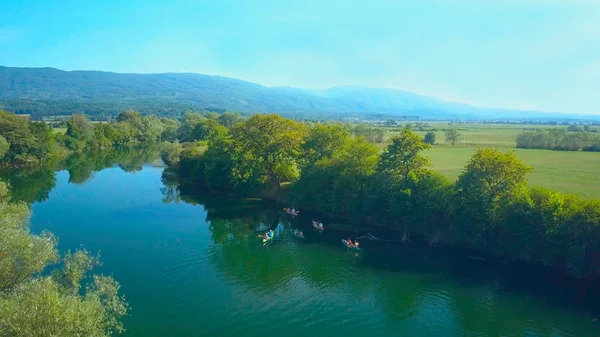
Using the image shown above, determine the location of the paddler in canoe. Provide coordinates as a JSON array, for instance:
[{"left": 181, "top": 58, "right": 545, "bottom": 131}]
[
  {"left": 343, "top": 238, "right": 360, "bottom": 250},
  {"left": 312, "top": 220, "right": 324, "bottom": 231},
  {"left": 262, "top": 230, "right": 274, "bottom": 244},
  {"left": 284, "top": 207, "right": 299, "bottom": 216},
  {"left": 291, "top": 228, "right": 305, "bottom": 238}
]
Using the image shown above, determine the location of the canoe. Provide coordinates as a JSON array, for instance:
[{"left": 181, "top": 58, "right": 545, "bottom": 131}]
[
  {"left": 312, "top": 222, "right": 324, "bottom": 231},
  {"left": 291, "top": 229, "right": 305, "bottom": 239},
  {"left": 262, "top": 231, "right": 274, "bottom": 245},
  {"left": 342, "top": 239, "right": 361, "bottom": 251},
  {"left": 284, "top": 209, "right": 299, "bottom": 216}
]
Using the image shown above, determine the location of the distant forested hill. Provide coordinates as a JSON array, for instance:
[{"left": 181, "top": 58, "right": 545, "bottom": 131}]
[{"left": 0, "top": 66, "right": 594, "bottom": 121}]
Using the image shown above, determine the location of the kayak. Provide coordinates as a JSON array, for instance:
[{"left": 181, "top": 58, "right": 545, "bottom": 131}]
[
  {"left": 312, "top": 221, "right": 324, "bottom": 231},
  {"left": 284, "top": 208, "right": 299, "bottom": 216},
  {"left": 291, "top": 229, "right": 305, "bottom": 239},
  {"left": 262, "top": 231, "right": 274, "bottom": 245},
  {"left": 342, "top": 239, "right": 361, "bottom": 251}
]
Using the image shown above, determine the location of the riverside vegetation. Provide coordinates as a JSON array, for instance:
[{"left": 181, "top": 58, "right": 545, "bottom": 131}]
[
  {"left": 0, "top": 108, "right": 243, "bottom": 336},
  {"left": 160, "top": 113, "right": 600, "bottom": 279},
  {"left": 0, "top": 109, "right": 182, "bottom": 167},
  {"left": 516, "top": 126, "right": 600, "bottom": 151},
  {"left": 2, "top": 108, "right": 600, "bottom": 336},
  {"left": 381, "top": 122, "right": 600, "bottom": 199},
  {"left": 0, "top": 178, "right": 127, "bottom": 337},
  {"left": 0, "top": 109, "right": 174, "bottom": 336}
]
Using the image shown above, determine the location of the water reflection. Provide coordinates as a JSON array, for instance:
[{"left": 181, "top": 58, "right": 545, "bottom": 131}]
[
  {"left": 0, "top": 147, "right": 161, "bottom": 203},
  {"left": 60, "top": 147, "right": 160, "bottom": 184},
  {"left": 4, "top": 150, "right": 600, "bottom": 337},
  {"left": 161, "top": 171, "right": 600, "bottom": 336},
  {"left": 0, "top": 166, "right": 56, "bottom": 203}
]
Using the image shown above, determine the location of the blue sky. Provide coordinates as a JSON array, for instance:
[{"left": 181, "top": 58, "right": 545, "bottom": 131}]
[{"left": 1, "top": 0, "right": 599, "bottom": 114}]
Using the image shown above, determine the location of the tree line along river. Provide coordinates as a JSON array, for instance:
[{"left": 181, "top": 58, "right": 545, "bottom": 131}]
[{"left": 2, "top": 150, "right": 600, "bottom": 337}]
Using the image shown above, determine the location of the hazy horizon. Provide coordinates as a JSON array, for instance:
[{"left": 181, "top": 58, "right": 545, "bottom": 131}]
[{"left": 1, "top": 0, "right": 599, "bottom": 115}]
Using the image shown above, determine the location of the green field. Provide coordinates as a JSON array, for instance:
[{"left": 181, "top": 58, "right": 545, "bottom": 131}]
[
  {"left": 380, "top": 123, "right": 600, "bottom": 199},
  {"left": 52, "top": 127, "right": 67, "bottom": 135}
]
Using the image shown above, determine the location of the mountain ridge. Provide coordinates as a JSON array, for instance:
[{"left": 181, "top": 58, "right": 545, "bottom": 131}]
[{"left": 1, "top": 66, "right": 597, "bottom": 120}]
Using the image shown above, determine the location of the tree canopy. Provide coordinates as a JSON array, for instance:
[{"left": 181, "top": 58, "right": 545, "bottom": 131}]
[
  {"left": 0, "top": 180, "right": 127, "bottom": 336},
  {"left": 423, "top": 131, "right": 436, "bottom": 145},
  {"left": 227, "top": 114, "right": 307, "bottom": 189},
  {"left": 444, "top": 127, "right": 460, "bottom": 145},
  {"left": 161, "top": 113, "right": 600, "bottom": 279}
]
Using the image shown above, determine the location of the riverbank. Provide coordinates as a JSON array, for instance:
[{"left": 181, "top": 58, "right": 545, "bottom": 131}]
[
  {"left": 164, "top": 170, "right": 600, "bottom": 317},
  {"left": 4, "top": 150, "right": 600, "bottom": 336},
  {"left": 159, "top": 114, "right": 600, "bottom": 280},
  {"left": 164, "top": 168, "right": 600, "bottom": 291}
]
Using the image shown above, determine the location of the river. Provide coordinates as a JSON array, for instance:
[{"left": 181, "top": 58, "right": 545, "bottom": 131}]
[{"left": 4, "top": 150, "right": 600, "bottom": 337}]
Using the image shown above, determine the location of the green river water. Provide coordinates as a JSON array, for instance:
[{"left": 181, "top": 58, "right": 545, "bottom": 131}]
[{"left": 4, "top": 151, "right": 600, "bottom": 337}]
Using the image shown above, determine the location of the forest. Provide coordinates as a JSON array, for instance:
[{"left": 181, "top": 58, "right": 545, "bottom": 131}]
[{"left": 6, "top": 66, "right": 600, "bottom": 123}]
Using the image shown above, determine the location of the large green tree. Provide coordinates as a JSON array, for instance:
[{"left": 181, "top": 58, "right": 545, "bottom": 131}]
[
  {"left": 217, "top": 112, "right": 243, "bottom": 128},
  {"left": 160, "top": 117, "right": 181, "bottom": 142},
  {"left": 92, "top": 123, "right": 120, "bottom": 149},
  {"left": 203, "top": 126, "right": 235, "bottom": 189},
  {"left": 0, "top": 180, "right": 127, "bottom": 336},
  {"left": 115, "top": 110, "right": 147, "bottom": 143},
  {"left": 456, "top": 148, "right": 531, "bottom": 205},
  {"left": 453, "top": 148, "right": 532, "bottom": 246},
  {"left": 191, "top": 118, "right": 224, "bottom": 142},
  {"left": 376, "top": 128, "right": 431, "bottom": 178},
  {"left": 141, "top": 115, "right": 164, "bottom": 143},
  {"left": 63, "top": 114, "right": 94, "bottom": 151},
  {"left": 0, "top": 110, "right": 53, "bottom": 165},
  {"left": 229, "top": 114, "right": 307, "bottom": 189},
  {"left": 293, "top": 136, "right": 378, "bottom": 221},
  {"left": 444, "top": 127, "right": 460, "bottom": 145},
  {"left": 301, "top": 123, "right": 352, "bottom": 169},
  {"left": 160, "top": 141, "right": 184, "bottom": 168},
  {"left": 423, "top": 131, "right": 436, "bottom": 145},
  {"left": 66, "top": 114, "right": 93, "bottom": 140},
  {"left": 365, "top": 128, "right": 432, "bottom": 229},
  {"left": 178, "top": 111, "right": 205, "bottom": 142}
]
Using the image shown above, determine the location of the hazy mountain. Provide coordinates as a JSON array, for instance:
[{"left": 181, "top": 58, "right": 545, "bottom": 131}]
[{"left": 0, "top": 66, "right": 596, "bottom": 120}]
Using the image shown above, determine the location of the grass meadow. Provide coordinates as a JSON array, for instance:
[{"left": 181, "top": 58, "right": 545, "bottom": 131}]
[
  {"left": 380, "top": 123, "right": 600, "bottom": 199},
  {"left": 52, "top": 127, "right": 67, "bottom": 135}
]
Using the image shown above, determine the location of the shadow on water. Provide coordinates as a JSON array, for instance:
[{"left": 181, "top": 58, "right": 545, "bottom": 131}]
[
  {"left": 162, "top": 172, "right": 600, "bottom": 321},
  {"left": 0, "top": 166, "right": 56, "bottom": 204}
]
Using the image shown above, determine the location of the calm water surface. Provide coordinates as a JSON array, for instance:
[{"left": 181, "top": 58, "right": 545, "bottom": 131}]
[{"left": 8, "top": 153, "right": 600, "bottom": 337}]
